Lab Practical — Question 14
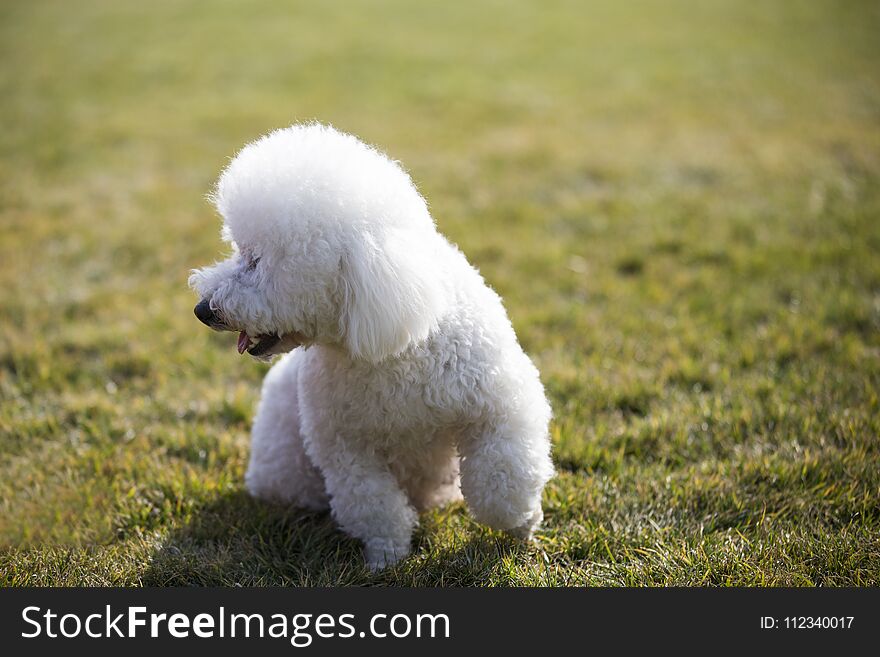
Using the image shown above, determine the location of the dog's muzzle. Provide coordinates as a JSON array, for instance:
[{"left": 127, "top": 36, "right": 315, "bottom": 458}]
[
  {"left": 194, "top": 298, "right": 225, "bottom": 330},
  {"left": 194, "top": 298, "right": 303, "bottom": 359}
]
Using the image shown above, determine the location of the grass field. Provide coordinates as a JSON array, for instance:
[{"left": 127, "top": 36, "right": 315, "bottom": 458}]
[{"left": 1, "top": 0, "right": 879, "bottom": 586}]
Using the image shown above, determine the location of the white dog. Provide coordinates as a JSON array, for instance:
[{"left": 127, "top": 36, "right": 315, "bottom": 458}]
[{"left": 190, "top": 123, "right": 554, "bottom": 569}]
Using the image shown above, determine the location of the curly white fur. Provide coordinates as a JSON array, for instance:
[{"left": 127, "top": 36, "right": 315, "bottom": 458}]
[{"left": 190, "top": 123, "right": 554, "bottom": 570}]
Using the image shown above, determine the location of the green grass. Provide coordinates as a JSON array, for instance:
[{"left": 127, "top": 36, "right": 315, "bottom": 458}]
[{"left": 1, "top": 0, "right": 879, "bottom": 586}]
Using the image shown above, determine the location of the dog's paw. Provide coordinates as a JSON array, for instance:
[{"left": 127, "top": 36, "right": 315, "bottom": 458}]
[
  {"left": 506, "top": 508, "right": 544, "bottom": 541},
  {"left": 363, "top": 539, "right": 409, "bottom": 571}
]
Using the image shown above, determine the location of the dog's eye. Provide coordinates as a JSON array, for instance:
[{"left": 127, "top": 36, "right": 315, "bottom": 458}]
[{"left": 246, "top": 257, "right": 260, "bottom": 272}]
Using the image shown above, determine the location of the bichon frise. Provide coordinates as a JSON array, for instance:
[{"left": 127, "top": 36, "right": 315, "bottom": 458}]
[{"left": 190, "top": 123, "right": 554, "bottom": 569}]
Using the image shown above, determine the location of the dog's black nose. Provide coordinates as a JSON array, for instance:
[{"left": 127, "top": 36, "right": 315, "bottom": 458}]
[{"left": 194, "top": 298, "right": 220, "bottom": 327}]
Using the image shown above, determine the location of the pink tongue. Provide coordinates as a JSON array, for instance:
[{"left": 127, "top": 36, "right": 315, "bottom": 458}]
[{"left": 237, "top": 331, "right": 251, "bottom": 354}]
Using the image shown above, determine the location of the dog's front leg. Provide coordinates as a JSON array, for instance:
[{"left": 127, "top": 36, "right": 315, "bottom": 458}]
[
  {"left": 306, "top": 432, "right": 417, "bottom": 570},
  {"left": 458, "top": 419, "right": 554, "bottom": 539}
]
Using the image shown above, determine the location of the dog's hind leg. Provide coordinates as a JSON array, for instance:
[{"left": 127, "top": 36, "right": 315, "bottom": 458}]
[{"left": 245, "top": 351, "right": 329, "bottom": 511}]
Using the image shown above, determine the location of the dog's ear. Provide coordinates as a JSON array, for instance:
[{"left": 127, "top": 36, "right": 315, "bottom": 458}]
[{"left": 340, "top": 229, "right": 445, "bottom": 363}]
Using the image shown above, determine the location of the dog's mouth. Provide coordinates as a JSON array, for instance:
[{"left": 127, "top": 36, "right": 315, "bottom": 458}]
[
  {"left": 236, "top": 331, "right": 302, "bottom": 358},
  {"left": 237, "top": 331, "right": 275, "bottom": 356}
]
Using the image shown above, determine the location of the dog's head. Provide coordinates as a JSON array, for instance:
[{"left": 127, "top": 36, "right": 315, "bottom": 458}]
[{"left": 189, "top": 123, "right": 446, "bottom": 363}]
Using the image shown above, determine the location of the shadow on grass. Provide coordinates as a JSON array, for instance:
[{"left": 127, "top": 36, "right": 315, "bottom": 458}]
[
  {"left": 401, "top": 532, "right": 533, "bottom": 587},
  {"left": 143, "top": 490, "right": 366, "bottom": 586},
  {"left": 143, "top": 491, "right": 524, "bottom": 586}
]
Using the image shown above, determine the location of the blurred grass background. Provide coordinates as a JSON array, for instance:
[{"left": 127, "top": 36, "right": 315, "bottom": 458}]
[{"left": 1, "top": 0, "right": 878, "bottom": 585}]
